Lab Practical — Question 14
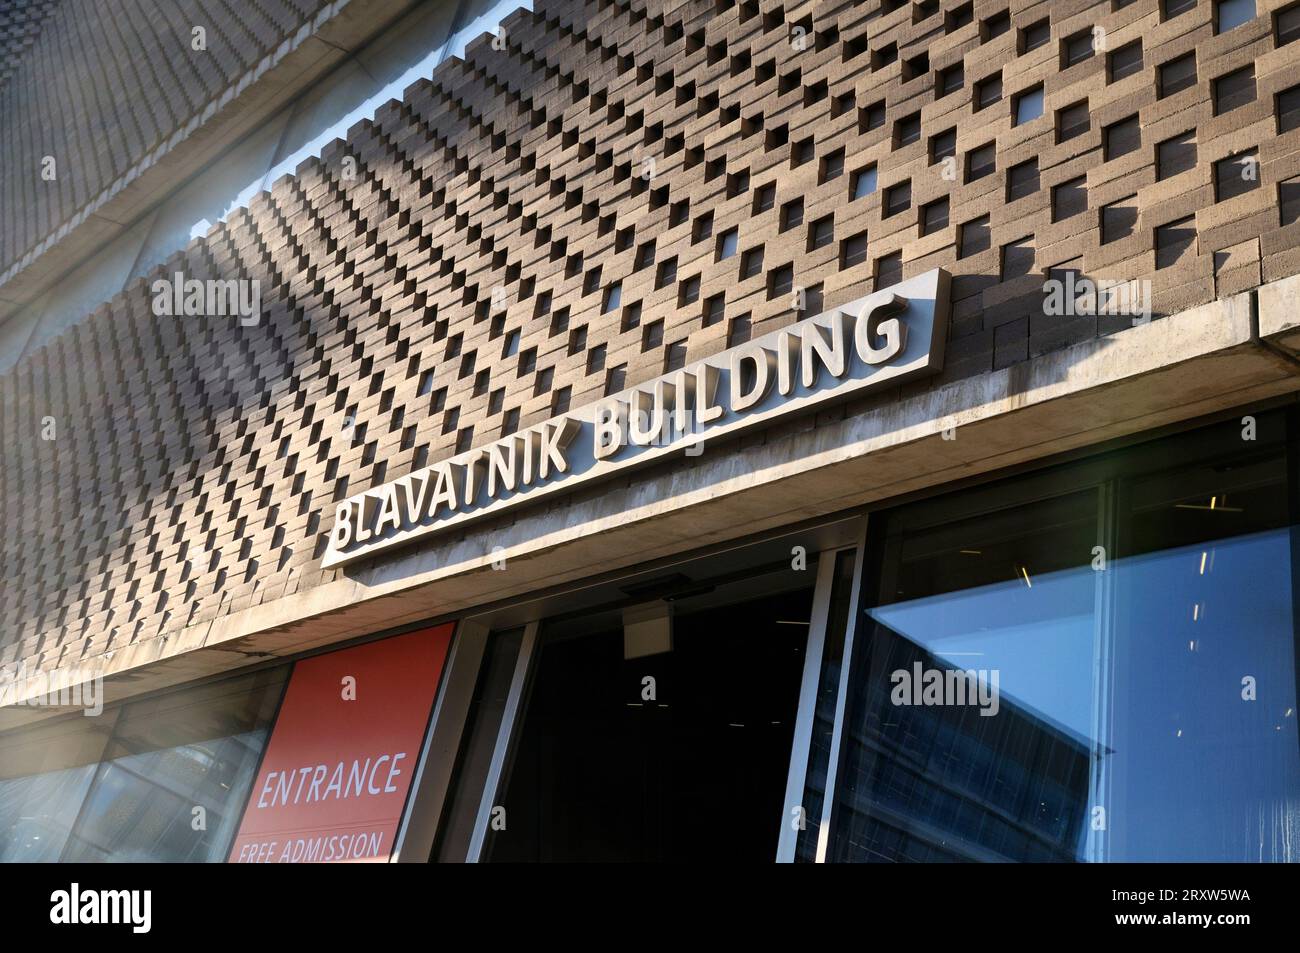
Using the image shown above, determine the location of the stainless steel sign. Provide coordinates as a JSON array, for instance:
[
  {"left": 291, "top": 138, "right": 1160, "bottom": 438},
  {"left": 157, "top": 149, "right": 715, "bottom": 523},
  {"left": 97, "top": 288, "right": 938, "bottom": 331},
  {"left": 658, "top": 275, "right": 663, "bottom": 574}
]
[{"left": 323, "top": 268, "right": 951, "bottom": 568}]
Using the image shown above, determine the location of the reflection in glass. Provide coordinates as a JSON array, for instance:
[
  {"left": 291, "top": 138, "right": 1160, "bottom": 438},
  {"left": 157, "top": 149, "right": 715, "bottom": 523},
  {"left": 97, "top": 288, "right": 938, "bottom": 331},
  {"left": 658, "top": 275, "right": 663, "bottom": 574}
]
[
  {"left": 1106, "top": 446, "right": 1300, "bottom": 861},
  {"left": 1102, "top": 527, "right": 1300, "bottom": 860},
  {"left": 0, "top": 669, "right": 289, "bottom": 863},
  {"left": 831, "top": 492, "right": 1099, "bottom": 862},
  {"left": 828, "top": 415, "right": 1300, "bottom": 862},
  {"left": 0, "top": 712, "right": 118, "bottom": 861},
  {"left": 51, "top": 668, "right": 285, "bottom": 862}
]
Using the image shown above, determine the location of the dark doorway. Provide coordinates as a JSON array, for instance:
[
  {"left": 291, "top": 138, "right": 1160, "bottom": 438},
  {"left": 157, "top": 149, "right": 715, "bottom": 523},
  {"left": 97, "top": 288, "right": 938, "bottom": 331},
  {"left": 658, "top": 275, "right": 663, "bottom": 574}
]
[{"left": 486, "top": 577, "right": 813, "bottom": 862}]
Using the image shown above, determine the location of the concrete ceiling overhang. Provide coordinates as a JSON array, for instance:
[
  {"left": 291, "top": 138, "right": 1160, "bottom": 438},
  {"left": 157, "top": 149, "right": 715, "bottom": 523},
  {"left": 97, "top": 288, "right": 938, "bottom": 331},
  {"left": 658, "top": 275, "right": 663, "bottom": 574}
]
[{"left": 4, "top": 273, "right": 1300, "bottom": 730}]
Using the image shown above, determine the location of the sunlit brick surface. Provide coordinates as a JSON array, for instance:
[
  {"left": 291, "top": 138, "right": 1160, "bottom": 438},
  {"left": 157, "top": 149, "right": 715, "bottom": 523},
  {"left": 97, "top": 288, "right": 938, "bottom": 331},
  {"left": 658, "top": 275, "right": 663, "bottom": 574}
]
[{"left": 2, "top": 0, "right": 1300, "bottom": 675}]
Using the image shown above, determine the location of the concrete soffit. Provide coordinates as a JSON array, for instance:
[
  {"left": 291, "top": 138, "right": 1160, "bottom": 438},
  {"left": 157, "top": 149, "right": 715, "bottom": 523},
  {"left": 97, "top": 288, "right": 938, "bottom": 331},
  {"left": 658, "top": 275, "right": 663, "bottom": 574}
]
[{"left": 4, "top": 275, "right": 1300, "bottom": 727}]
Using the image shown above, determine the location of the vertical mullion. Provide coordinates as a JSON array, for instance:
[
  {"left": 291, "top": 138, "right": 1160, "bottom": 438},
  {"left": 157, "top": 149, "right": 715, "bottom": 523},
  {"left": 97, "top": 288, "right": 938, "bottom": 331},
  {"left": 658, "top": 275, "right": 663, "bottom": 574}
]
[
  {"left": 391, "top": 620, "right": 488, "bottom": 862},
  {"left": 814, "top": 518, "right": 870, "bottom": 863},
  {"left": 1287, "top": 408, "right": 1300, "bottom": 860},
  {"left": 1088, "top": 480, "right": 1118, "bottom": 863},
  {"left": 466, "top": 620, "right": 539, "bottom": 862},
  {"left": 775, "top": 548, "right": 841, "bottom": 861}
]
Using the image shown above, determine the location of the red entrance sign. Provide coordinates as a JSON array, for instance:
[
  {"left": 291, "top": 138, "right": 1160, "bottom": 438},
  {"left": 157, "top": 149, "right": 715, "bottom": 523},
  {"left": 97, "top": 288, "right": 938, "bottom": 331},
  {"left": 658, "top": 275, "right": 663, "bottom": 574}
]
[{"left": 228, "top": 624, "right": 453, "bottom": 863}]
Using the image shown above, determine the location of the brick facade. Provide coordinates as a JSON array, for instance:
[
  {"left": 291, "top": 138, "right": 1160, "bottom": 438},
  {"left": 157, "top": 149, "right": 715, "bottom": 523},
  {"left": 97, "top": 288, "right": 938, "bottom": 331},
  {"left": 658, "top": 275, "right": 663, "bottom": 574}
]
[{"left": 2, "top": 0, "right": 1299, "bottom": 678}]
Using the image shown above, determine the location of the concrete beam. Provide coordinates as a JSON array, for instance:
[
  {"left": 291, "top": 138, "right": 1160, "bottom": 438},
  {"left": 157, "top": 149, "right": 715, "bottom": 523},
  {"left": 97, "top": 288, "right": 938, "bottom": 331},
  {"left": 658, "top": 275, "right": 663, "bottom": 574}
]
[{"left": 4, "top": 283, "right": 1300, "bottom": 727}]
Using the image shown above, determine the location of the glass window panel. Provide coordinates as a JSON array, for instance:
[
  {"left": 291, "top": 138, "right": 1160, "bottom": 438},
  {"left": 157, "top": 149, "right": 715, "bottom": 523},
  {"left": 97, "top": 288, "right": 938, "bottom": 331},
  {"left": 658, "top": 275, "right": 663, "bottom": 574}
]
[
  {"left": 1106, "top": 436, "right": 1298, "bottom": 861},
  {"left": 1014, "top": 87, "right": 1044, "bottom": 125},
  {"left": 830, "top": 491, "right": 1099, "bottom": 862},
  {"left": 852, "top": 166, "right": 878, "bottom": 199},
  {"left": 59, "top": 667, "right": 286, "bottom": 862},
  {"left": 0, "top": 711, "right": 118, "bottom": 861},
  {"left": 827, "top": 411, "right": 1300, "bottom": 862},
  {"left": 1216, "top": 0, "right": 1255, "bottom": 33}
]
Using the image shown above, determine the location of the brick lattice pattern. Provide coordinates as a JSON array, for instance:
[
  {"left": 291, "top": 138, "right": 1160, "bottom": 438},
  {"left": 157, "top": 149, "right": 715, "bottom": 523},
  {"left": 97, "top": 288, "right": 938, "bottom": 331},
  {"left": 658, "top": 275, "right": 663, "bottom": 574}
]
[
  {"left": 3, "top": 0, "right": 1300, "bottom": 676},
  {"left": 0, "top": 0, "right": 59, "bottom": 89}
]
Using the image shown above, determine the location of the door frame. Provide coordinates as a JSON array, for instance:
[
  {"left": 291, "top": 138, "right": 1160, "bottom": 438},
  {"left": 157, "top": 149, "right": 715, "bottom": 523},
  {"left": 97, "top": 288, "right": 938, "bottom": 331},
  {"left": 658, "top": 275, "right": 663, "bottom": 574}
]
[{"left": 775, "top": 526, "right": 868, "bottom": 862}]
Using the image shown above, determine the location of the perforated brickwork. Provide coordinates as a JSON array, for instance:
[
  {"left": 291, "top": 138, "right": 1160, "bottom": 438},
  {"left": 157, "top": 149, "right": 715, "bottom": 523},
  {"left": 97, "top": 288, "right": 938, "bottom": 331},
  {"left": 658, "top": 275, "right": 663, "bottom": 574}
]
[{"left": 3, "top": 0, "right": 1300, "bottom": 678}]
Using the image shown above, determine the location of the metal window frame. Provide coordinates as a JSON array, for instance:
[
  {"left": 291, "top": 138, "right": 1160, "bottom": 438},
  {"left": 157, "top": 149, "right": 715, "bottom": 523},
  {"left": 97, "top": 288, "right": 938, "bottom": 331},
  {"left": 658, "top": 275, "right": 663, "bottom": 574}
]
[
  {"left": 1087, "top": 480, "right": 1118, "bottom": 864},
  {"left": 811, "top": 524, "right": 869, "bottom": 863},
  {"left": 775, "top": 550, "right": 838, "bottom": 861},
  {"left": 412, "top": 522, "right": 867, "bottom": 862},
  {"left": 390, "top": 619, "right": 488, "bottom": 862},
  {"left": 775, "top": 525, "right": 868, "bottom": 862},
  {"left": 465, "top": 620, "right": 540, "bottom": 863}
]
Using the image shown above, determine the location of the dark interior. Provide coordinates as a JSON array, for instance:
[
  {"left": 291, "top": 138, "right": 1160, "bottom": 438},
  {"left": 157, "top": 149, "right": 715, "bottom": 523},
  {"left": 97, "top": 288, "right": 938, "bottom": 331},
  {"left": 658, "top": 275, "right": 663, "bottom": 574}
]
[{"left": 486, "top": 583, "right": 813, "bottom": 862}]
